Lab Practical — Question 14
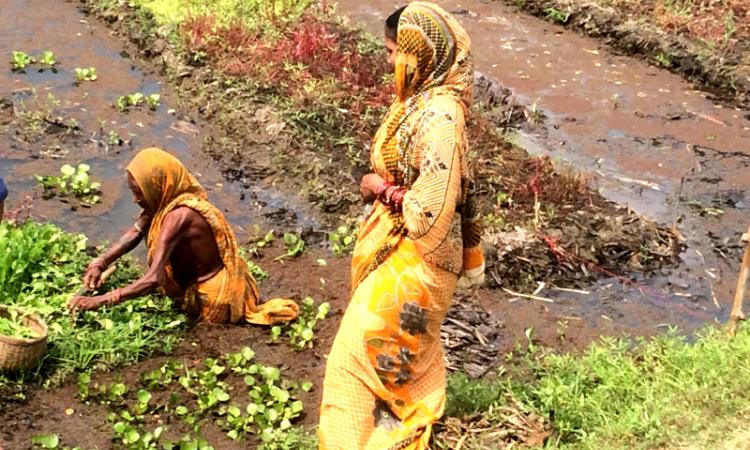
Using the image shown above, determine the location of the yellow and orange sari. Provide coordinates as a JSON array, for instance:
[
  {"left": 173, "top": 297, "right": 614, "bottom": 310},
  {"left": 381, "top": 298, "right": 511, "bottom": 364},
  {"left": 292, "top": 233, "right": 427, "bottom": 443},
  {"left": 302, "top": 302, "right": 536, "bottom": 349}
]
[
  {"left": 319, "top": 3, "right": 484, "bottom": 449},
  {"left": 126, "top": 148, "right": 298, "bottom": 325}
]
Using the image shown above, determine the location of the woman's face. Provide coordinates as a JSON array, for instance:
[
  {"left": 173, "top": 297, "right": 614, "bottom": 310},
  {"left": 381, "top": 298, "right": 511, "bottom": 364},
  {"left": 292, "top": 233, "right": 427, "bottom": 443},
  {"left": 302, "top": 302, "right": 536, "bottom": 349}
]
[
  {"left": 385, "top": 36, "right": 398, "bottom": 69},
  {"left": 127, "top": 172, "right": 148, "bottom": 211}
]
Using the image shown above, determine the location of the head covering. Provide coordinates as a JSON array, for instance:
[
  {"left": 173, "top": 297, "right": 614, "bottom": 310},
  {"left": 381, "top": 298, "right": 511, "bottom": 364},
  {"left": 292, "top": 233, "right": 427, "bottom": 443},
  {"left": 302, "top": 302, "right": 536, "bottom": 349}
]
[
  {"left": 352, "top": 3, "right": 482, "bottom": 288},
  {"left": 394, "top": 2, "right": 473, "bottom": 104},
  {"left": 372, "top": 2, "right": 473, "bottom": 188},
  {"left": 125, "top": 147, "right": 206, "bottom": 214}
]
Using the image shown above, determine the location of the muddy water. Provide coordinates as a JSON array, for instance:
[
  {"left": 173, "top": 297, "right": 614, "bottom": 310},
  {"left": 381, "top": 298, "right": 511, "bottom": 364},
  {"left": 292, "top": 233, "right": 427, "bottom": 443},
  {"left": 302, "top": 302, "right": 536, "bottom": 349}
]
[
  {"left": 336, "top": 0, "right": 750, "bottom": 328},
  {"left": 0, "top": 0, "right": 319, "bottom": 242}
]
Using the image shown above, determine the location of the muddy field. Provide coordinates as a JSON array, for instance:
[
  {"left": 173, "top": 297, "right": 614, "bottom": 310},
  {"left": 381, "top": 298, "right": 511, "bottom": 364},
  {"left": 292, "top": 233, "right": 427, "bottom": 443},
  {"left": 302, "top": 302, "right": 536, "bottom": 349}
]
[{"left": 1, "top": 0, "right": 749, "bottom": 448}]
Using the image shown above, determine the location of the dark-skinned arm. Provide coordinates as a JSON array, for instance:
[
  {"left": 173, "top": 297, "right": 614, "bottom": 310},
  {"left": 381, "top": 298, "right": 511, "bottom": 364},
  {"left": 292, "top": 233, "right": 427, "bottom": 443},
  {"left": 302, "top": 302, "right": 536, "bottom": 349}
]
[
  {"left": 83, "top": 212, "right": 152, "bottom": 290},
  {"left": 68, "top": 208, "right": 192, "bottom": 311}
]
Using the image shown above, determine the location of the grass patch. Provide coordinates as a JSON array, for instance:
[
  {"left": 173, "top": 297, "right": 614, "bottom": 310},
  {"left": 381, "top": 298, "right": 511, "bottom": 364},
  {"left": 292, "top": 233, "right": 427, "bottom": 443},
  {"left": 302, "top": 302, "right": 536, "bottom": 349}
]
[
  {"left": 0, "top": 220, "right": 186, "bottom": 398},
  {"left": 443, "top": 324, "right": 750, "bottom": 448}
]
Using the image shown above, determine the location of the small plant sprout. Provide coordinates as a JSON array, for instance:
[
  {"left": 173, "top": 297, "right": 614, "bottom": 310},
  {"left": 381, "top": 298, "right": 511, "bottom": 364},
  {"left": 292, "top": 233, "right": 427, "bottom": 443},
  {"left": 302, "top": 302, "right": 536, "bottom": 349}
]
[
  {"left": 271, "top": 297, "right": 330, "bottom": 350},
  {"left": 275, "top": 232, "right": 305, "bottom": 261},
  {"left": 146, "top": 93, "right": 161, "bottom": 110},
  {"left": 11, "top": 50, "right": 34, "bottom": 70},
  {"left": 115, "top": 92, "right": 160, "bottom": 112},
  {"left": 31, "top": 433, "right": 60, "bottom": 449},
  {"left": 107, "top": 130, "right": 123, "bottom": 146},
  {"left": 35, "top": 163, "right": 102, "bottom": 206},
  {"left": 74, "top": 67, "right": 97, "bottom": 83},
  {"left": 38, "top": 50, "right": 56, "bottom": 67},
  {"left": 329, "top": 224, "right": 357, "bottom": 256}
]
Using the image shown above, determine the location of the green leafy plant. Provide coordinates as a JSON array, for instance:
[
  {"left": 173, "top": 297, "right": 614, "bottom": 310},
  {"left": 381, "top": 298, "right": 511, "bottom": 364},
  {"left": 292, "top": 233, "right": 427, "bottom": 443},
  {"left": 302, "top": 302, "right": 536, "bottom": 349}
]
[
  {"left": 328, "top": 224, "right": 357, "bottom": 256},
  {"left": 0, "top": 308, "right": 38, "bottom": 339},
  {"left": 107, "top": 130, "right": 124, "bottom": 146},
  {"left": 544, "top": 7, "right": 570, "bottom": 23},
  {"left": 271, "top": 297, "right": 330, "bottom": 350},
  {"left": 74, "top": 67, "right": 98, "bottom": 83},
  {"left": 238, "top": 247, "right": 269, "bottom": 282},
  {"left": 10, "top": 50, "right": 34, "bottom": 70},
  {"left": 0, "top": 221, "right": 186, "bottom": 392},
  {"left": 31, "top": 433, "right": 59, "bottom": 449},
  {"left": 115, "top": 92, "right": 160, "bottom": 111},
  {"left": 35, "top": 163, "right": 102, "bottom": 206},
  {"left": 38, "top": 50, "right": 57, "bottom": 67},
  {"left": 274, "top": 232, "right": 305, "bottom": 261}
]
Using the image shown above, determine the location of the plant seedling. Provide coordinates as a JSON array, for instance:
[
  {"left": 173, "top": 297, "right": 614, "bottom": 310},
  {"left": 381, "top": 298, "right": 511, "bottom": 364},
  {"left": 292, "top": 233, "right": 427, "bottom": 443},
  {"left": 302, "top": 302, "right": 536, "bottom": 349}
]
[
  {"left": 11, "top": 51, "right": 34, "bottom": 70},
  {"left": 146, "top": 93, "right": 160, "bottom": 110},
  {"left": 271, "top": 297, "right": 330, "bottom": 350},
  {"left": 74, "top": 67, "right": 97, "bottom": 83},
  {"left": 329, "top": 224, "right": 357, "bottom": 256},
  {"left": 31, "top": 433, "right": 59, "bottom": 449},
  {"left": 275, "top": 233, "right": 305, "bottom": 261},
  {"left": 115, "top": 92, "right": 160, "bottom": 112},
  {"left": 38, "top": 51, "right": 57, "bottom": 67},
  {"left": 35, "top": 163, "right": 102, "bottom": 206}
]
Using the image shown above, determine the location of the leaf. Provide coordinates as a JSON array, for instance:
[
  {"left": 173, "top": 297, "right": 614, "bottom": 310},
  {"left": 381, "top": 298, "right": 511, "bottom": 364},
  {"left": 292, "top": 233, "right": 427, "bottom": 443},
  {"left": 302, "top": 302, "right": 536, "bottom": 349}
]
[
  {"left": 212, "top": 387, "right": 230, "bottom": 402},
  {"left": 125, "top": 429, "right": 140, "bottom": 444},
  {"left": 60, "top": 165, "right": 76, "bottom": 176},
  {"left": 137, "top": 389, "right": 152, "bottom": 404},
  {"left": 240, "top": 347, "right": 255, "bottom": 361},
  {"left": 301, "top": 328, "right": 314, "bottom": 342},
  {"left": 269, "top": 385, "right": 290, "bottom": 403},
  {"left": 290, "top": 400, "right": 304, "bottom": 413},
  {"left": 31, "top": 433, "right": 59, "bottom": 449},
  {"left": 300, "top": 381, "right": 313, "bottom": 392}
]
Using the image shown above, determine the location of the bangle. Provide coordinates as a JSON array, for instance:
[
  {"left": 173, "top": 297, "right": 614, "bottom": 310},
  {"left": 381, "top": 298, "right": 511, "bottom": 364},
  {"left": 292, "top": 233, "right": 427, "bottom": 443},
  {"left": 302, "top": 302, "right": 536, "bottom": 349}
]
[
  {"left": 383, "top": 186, "right": 399, "bottom": 205},
  {"left": 376, "top": 181, "right": 394, "bottom": 202},
  {"left": 107, "top": 288, "right": 122, "bottom": 306},
  {"left": 390, "top": 188, "right": 406, "bottom": 211}
]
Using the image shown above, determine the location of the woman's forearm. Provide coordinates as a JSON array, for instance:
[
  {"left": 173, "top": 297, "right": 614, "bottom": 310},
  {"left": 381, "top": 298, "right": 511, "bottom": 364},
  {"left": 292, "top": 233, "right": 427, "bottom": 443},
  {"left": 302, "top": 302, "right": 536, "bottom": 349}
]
[
  {"left": 105, "top": 272, "right": 161, "bottom": 306},
  {"left": 97, "top": 227, "right": 144, "bottom": 267}
]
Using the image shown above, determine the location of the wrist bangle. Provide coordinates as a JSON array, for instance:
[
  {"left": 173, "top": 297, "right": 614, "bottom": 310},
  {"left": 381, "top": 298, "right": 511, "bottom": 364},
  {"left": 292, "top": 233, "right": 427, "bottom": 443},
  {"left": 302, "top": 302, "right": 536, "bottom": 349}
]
[
  {"left": 390, "top": 188, "right": 406, "bottom": 211},
  {"left": 376, "top": 181, "right": 394, "bottom": 201},
  {"left": 107, "top": 288, "right": 122, "bottom": 306}
]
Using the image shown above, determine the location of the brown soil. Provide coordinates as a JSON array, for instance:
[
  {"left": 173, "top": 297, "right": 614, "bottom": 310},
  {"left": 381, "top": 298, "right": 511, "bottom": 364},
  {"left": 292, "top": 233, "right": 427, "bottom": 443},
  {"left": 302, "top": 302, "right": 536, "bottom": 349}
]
[
  {"left": 498, "top": 0, "right": 750, "bottom": 108},
  {"left": 0, "top": 0, "right": 734, "bottom": 447},
  {"left": 0, "top": 247, "right": 348, "bottom": 449}
]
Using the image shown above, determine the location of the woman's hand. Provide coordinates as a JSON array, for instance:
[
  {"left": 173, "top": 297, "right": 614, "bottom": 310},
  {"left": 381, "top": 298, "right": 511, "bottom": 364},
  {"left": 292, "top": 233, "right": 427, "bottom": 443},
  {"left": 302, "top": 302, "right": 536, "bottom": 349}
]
[
  {"left": 67, "top": 295, "right": 108, "bottom": 312},
  {"left": 360, "top": 173, "right": 386, "bottom": 203},
  {"left": 83, "top": 260, "right": 105, "bottom": 290}
]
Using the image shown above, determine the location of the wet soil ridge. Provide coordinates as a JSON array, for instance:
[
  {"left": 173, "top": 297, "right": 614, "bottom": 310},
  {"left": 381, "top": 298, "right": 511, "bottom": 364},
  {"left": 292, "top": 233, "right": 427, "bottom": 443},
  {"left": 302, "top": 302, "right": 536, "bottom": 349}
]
[
  {"left": 78, "top": 0, "right": 682, "bottom": 293},
  {"left": 501, "top": 0, "right": 750, "bottom": 108}
]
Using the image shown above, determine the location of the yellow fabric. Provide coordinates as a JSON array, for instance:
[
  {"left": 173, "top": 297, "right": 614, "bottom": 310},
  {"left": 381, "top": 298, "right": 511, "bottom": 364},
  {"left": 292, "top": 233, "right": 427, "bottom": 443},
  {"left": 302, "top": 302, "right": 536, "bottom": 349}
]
[
  {"left": 319, "top": 4, "right": 482, "bottom": 449},
  {"left": 319, "top": 239, "right": 457, "bottom": 450},
  {"left": 351, "top": 1, "right": 483, "bottom": 290},
  {"left": 126, "top": 148, "right": 298, "bottom": 325}
]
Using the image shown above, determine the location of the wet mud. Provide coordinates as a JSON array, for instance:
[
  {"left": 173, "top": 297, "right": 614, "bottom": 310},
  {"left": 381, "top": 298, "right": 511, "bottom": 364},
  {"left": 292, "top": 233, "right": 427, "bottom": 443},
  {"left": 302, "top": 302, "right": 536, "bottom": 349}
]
[
  {"left": 495, "top": 0, "right": 750, "bottom": 108},
  {"left": 0, "top": 0, "right": 748, "bottom": 445}
]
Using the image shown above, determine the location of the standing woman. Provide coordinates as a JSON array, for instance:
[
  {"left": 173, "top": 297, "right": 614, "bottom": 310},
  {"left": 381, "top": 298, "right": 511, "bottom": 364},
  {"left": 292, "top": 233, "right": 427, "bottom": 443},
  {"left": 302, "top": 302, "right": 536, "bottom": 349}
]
[{"left": 319, "top": 3, "right": 484, "bottom": 449}]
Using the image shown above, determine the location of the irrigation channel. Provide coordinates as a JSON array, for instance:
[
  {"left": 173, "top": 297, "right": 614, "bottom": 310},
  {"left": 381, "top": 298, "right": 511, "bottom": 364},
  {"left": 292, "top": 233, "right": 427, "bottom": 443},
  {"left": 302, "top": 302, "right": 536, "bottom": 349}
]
[{"left": 0, "top": 0, "right": 749, "bottom": 447}]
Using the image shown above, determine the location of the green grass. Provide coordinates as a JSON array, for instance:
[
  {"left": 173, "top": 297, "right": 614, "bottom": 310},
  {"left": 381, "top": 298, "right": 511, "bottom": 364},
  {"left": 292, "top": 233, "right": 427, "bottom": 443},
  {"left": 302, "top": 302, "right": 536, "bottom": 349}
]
[
  {"left": 444, "top": 325, "right": 750, "bottom": 449},
  {"left": 0, "top": 221, "right": 186, "bottom": 395}
]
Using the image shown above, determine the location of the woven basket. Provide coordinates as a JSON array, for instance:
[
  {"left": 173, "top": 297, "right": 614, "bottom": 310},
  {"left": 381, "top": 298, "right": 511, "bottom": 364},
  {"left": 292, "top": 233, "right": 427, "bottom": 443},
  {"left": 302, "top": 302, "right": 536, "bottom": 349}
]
[{"left": 0, "top": 305, "right": 48, "bottom": 372}]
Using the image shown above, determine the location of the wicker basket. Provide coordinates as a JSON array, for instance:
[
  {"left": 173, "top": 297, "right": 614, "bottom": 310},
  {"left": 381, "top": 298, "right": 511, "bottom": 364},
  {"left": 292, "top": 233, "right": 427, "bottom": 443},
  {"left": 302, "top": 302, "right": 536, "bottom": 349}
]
[{"left": 0, "top": 305, "right": 48, "bottom": 372}]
